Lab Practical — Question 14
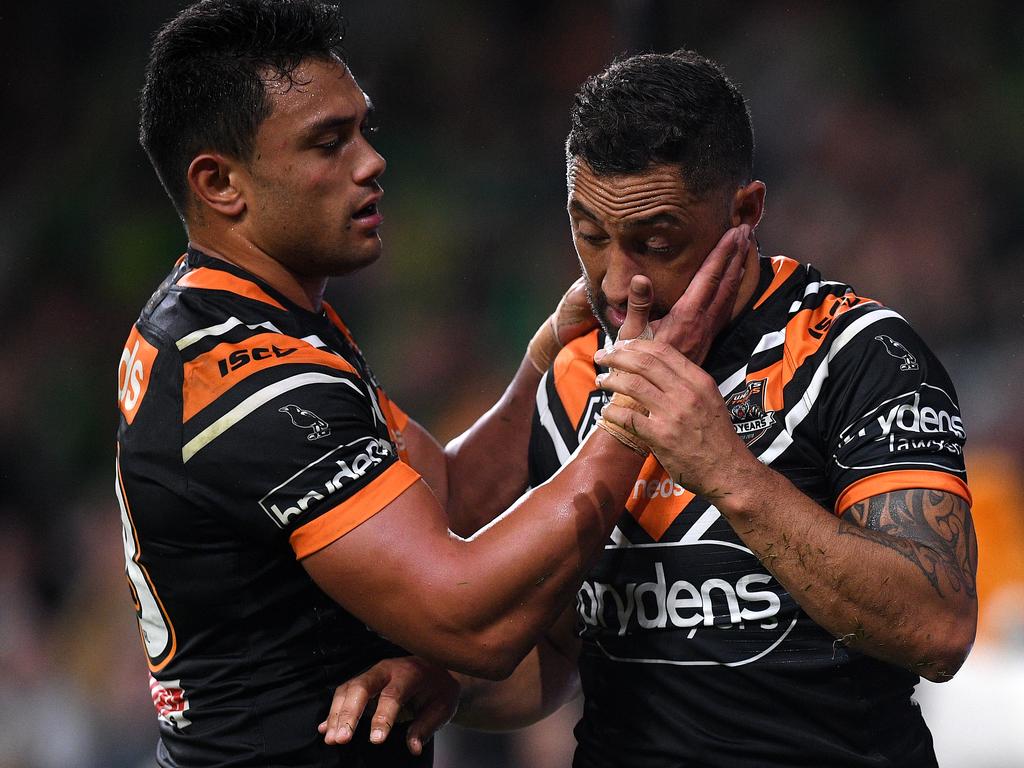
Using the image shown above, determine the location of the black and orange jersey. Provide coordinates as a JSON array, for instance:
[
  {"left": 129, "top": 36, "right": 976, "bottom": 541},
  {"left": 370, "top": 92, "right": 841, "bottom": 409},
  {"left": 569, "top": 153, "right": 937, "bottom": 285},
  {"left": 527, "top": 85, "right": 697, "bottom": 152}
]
[
  {"left": 530, "top": 255, "right": 970, "bottom": 768},
  {"left": 116, "top": 248, "right": 428, "bottom": 767}
]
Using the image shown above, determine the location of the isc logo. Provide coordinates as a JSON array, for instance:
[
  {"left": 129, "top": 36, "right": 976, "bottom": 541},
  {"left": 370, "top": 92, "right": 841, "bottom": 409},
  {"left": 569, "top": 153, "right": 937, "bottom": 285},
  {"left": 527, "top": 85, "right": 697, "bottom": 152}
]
[{"left": 118, "top": 326, "right": 159, "bottom": 424}]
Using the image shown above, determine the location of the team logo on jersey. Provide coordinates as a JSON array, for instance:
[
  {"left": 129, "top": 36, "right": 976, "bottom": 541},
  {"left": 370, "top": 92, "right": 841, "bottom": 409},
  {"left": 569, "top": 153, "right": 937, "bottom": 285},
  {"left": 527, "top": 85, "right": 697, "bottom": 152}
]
[
  {"left": 577, "top": 545, "right": 799, "bottom": 666},
  {"left": 149, "top": 675, "right": 192, "bottom": 730},
  {"left": 259, "top": 436, "right": 393, "bottom": 527},
  {"left": 835, "top": 384, "right": 966, "bottom": 466},
  {"left": 279, "top": 404, "right": 330, "bottom": 440},
  {"left": 725, "top": 379, "right": 776, "bottom": 446},
  {"left": 874, "top": 334, "right": 919, "bottom": 371}
]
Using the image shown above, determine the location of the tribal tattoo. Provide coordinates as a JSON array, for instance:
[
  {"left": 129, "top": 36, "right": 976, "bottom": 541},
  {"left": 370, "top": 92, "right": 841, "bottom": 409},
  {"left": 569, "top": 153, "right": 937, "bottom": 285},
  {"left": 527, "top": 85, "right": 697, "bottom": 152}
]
[{"left": 839, "top": 489, "right": 977, "bottom": 600}]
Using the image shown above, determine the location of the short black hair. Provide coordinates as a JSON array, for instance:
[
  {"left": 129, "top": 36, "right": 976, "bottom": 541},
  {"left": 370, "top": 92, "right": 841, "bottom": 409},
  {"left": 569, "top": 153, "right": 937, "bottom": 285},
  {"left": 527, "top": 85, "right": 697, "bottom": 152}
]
[
  {"left": 566, "top": 49, "right": 753, "bottom": 197},
  {"left": 139, "top": 0, "right": 347, "bottom": 220}
]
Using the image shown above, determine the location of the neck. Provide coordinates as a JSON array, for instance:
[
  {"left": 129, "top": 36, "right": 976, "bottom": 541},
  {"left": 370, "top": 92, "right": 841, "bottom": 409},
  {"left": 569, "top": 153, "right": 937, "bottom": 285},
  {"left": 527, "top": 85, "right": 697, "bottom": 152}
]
[{"left": 187, "top": 229, "right": 327, "bottom": 313}]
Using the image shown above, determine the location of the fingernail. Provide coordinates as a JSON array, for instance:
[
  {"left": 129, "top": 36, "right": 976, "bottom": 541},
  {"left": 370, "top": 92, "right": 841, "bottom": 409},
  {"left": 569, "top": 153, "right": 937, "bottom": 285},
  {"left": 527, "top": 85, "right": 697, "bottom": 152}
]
[
  {"left": 338, "top": 724, "right": 351, "bottom": 740},
  {"left": 594, "top": 349, "right": 606, "bottom": 362},
  {"left": 409, "top": 737, "right": 422, "bottom": 755},
  {"left": 596, "top": 373, "right": 607, "bottom": 385},
  {"left": 371, "top": 728, "right": 384, "bottom": 743}
]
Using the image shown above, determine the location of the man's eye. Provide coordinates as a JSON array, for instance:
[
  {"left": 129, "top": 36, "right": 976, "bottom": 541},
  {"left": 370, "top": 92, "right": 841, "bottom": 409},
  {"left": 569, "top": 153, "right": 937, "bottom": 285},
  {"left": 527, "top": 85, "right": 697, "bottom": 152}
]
[
  {"left": 578, "top": 232, "right": 607, "bottom": 245},
  {"left": 317, "top": 139, "right": 340, "bottom": 152}
]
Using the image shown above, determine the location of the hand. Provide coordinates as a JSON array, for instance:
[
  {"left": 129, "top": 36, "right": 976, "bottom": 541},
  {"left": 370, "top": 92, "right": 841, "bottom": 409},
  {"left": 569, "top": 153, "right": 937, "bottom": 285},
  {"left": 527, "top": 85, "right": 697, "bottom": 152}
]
[
  {"left": 593, "top": 276, "right": 654, "bottom": 456},
  {"left": 594, "top": 339, "right": 759, "bottom": 501},
  {"left": 650, "top": 224, "right": 752, "bottom": 365},
  {"left": 527, "top": 276, "right": 600, "bottom": 373},
  {"left": 319, "top": 656, "right": 460, "bottom": 756}
]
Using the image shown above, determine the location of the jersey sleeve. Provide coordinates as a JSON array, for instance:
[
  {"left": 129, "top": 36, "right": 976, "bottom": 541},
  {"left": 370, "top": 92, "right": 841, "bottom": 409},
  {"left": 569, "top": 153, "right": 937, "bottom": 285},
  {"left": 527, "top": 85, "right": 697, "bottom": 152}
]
[
  {"left": 183, "top": 362, "right": 420, "bottom": 559},
  {"left": 817, "top": 310, "right": 971, "bottom": 514}
]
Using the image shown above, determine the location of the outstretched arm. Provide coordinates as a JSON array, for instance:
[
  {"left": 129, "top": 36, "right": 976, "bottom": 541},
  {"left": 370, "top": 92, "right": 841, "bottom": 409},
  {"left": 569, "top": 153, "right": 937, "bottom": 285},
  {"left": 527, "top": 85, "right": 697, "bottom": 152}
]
[
  {"left": 302, "top": 279, "right": 656, "bottom": 681},
  {"left": 596, "top": 340, "right": 977, "bottom": 681}
]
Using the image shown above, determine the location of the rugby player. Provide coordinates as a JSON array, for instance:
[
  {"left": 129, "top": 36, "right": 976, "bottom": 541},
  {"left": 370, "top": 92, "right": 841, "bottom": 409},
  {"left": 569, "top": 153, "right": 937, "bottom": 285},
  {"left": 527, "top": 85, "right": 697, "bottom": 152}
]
[
  {"left": 326, "top": 50, "right": 978, "bottom": 767},
  {"left": 116, "top": 2, "right": 748, "bottom": 766}
]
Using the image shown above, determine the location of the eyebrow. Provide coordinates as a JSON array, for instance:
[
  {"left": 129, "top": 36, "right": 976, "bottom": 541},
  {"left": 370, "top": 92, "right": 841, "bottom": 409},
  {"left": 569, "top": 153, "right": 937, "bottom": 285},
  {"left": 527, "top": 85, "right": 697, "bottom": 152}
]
[
  {"left": 622, "top": 212, "right": 683, "bottom": 229},
  {"left": 303, "top": 103, "right": 375, "bottom": 138},
  {"left": 569, "top": 200, "right": 683, "bottom": 229},
  {"left": 568, "top": 199, "right": 599, "bottom": 222}
]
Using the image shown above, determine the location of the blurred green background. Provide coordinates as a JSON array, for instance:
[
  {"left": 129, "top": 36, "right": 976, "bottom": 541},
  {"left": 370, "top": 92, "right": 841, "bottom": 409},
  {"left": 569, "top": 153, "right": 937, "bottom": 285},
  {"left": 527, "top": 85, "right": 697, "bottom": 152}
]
[{"left": 2, "top": 1, "right": 1023, "bottom": 766}]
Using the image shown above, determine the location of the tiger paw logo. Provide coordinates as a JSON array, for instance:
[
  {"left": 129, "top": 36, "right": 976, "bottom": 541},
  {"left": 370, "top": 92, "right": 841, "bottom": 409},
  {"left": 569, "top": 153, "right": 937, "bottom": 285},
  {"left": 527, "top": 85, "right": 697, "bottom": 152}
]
[
  {"left": 725, "top": 379, "right": 776, "bottom": 446},
  {"left": 279, "top": 404, "right": 331, "bottom": 440}
]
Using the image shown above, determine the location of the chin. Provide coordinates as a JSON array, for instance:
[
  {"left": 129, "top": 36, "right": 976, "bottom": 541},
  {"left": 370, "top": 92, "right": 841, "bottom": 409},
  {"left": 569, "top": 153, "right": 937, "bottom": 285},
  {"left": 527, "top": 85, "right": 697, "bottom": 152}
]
[{"left": 331, "top": 241, "right": 382, "bottom": 276}]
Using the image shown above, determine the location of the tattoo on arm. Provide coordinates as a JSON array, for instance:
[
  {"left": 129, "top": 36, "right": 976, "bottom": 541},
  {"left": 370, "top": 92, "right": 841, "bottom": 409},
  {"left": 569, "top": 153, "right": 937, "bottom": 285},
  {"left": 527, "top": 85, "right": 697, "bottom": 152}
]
[{"left": 839, "top": 490, "right": 977, "bottom": 600}]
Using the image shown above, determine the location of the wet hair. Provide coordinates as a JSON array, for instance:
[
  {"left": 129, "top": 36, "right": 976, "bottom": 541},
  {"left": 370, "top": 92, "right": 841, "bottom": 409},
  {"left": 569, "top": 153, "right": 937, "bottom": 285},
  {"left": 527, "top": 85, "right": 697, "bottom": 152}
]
[
  {"left": 566, "top": 49, "right": 753, "bottom": 197},
  {"left": 139, "top": 0, "right": 347, "bottom": 219}
]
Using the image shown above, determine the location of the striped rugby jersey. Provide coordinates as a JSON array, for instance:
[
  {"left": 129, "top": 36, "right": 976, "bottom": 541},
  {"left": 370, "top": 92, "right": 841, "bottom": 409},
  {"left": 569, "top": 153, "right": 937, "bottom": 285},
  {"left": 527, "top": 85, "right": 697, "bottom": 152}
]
[
  {"left": 116, "top": 248, "right": 428, "bottom": 767},
  {"left": 529, "top": 255, "right": 970, "bottom": 768}
]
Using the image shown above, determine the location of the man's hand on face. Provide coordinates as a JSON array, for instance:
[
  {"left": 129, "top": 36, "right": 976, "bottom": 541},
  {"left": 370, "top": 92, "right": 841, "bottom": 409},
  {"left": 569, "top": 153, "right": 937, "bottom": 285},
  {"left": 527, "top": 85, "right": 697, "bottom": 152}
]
[
  {"left": 650, "top": 224, "right": 753, "bottom": 366},
  {"left": 527, "top": 276, "right": 601, "bottom": 373}
]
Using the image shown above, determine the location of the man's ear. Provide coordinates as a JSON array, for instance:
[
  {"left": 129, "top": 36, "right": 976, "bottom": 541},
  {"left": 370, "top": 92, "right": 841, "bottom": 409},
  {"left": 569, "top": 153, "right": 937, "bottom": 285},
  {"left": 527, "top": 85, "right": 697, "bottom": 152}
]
[
  {"left": 730, "top": 180, "right": 766, "bottom": 229},
  {"left": 187, "top": 153, "right": 247, "bottom": 218}
]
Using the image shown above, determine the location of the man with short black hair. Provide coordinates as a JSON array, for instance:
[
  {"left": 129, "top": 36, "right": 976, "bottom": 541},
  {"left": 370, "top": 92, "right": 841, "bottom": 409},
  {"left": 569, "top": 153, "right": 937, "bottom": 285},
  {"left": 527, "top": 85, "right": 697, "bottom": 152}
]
[
  {"left": 119, "top": 3, "right": 745, "bottom": 766},
  {"left": 333, "top": 49, "right": 977, "bottom": 768}
]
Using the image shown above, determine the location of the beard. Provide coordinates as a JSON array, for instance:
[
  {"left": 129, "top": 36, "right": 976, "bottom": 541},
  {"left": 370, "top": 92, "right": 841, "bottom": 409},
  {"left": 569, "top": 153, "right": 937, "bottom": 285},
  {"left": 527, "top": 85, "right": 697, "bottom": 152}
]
[{"left": 581, "top": 272, "right": 670, "bottom": 341}]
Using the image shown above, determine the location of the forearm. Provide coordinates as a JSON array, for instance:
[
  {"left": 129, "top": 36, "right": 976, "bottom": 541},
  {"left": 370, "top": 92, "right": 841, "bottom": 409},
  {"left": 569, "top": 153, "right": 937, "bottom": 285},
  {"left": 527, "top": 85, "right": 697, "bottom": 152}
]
[
  {"left": 453, "top": 636, "right": 580, "bottom": 731},
  {"left": 430, "top": 429, "right": 642, "bottom": 676},
  {"left": 444, "top": 356, "right": 542, "bottom": 535},
  {"left": 716, "top": 461, "right": 976, "bottom": 680}
]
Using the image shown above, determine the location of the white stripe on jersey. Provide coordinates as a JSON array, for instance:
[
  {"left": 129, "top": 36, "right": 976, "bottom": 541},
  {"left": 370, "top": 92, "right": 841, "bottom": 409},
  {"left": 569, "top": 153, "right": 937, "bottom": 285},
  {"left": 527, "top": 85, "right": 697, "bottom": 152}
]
[
  {"left": 299, "top": 334, "right": 331, "bottom": 349},
  {"left": 717, "top": 328, "right": 787, "bottom": 397},
  {"left": 176, "top": 317, "right": 283, "bottom": 350},
  {"left": 537, "top": 369, "right": 572, "bottom": 464},
  {"left": 756, "top": 308, "right": 904, "bottom": 466},
  {"left": 182, "top": 372, "right": 363, "bottom": 463},
  {"left": 787, "top": 280, "right": 848, "bottom": 313}
]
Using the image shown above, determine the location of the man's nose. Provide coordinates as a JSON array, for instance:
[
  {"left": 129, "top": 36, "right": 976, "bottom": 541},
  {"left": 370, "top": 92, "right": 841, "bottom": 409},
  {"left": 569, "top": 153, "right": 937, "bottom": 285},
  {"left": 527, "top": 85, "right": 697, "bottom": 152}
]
[
  {"left": 355, "top": 140, "right": 386, "bottom": 183},
  {"left": 601, "top": 246, "right": 636, "bottom": 307}
]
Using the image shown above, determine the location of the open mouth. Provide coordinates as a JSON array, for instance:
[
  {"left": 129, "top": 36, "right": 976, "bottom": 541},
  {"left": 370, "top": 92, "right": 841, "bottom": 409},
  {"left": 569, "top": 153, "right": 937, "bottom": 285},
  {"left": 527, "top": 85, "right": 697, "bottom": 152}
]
[{"left": 352, "top": 202, "right": 378, "bottom": 220}]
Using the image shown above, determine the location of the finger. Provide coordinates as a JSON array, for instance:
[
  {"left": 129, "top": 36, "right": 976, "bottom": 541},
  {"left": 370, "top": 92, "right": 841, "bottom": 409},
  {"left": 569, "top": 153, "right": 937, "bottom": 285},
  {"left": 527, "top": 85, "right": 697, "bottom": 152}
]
[
  {"left": 323, "top": 669, "right": 384, "bottom": 745},
  {"left": 321, "top": 684, "right": 361, "bottom": 744},
  {"left": 595, "top": 367, "right": 664, "bottom": 412},
  {"left": 405, "top": 697, "right": 455, "bottom": 756},
  {"left": 596, "top": 340, "right": 689, "bottom": 391},
  {"left": 617, "top": 275, "right": 653, "bottom": 341},
  {"left": 702, "top": 225, "right": 750, "bottom": 336},
  {"left": 682, "top": 226, "right": 746, "bottom": 311},
  {"left": 369, "top": 686, "right": 405, "bottom": 744},
  {"left": 600, "top": 401, "right": 653, "bottom": 441}
]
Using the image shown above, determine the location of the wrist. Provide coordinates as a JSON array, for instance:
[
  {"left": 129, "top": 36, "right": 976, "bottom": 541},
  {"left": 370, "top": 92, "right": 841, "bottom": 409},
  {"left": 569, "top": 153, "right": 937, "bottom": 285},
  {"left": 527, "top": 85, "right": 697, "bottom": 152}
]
[{"left": 526, "top": 314, "right": 560, "bottom": 374}]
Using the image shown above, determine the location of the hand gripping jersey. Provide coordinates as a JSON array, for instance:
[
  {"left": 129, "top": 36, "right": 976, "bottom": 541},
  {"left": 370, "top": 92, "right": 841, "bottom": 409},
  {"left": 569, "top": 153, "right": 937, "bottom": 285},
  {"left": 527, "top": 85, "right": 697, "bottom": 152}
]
[
  {"left": 529, "top": 256, "right": 971, "bottom": 768},
  {"left": 116, "top": 249, "right": 429, "bottom": 767}
]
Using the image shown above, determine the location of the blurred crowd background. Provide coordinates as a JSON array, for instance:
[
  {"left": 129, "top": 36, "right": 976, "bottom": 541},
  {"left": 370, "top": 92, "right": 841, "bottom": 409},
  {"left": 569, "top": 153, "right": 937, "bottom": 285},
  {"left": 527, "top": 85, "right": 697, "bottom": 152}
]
[{"left": 1, "top": 1, "right": 1022, "bottom": 766}]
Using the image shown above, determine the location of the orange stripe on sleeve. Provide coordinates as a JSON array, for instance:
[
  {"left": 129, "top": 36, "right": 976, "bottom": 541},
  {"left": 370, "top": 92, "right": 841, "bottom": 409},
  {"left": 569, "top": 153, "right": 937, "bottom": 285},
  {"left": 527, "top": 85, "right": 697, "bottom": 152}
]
[
  {"left": 752, "top": 256, "right": 801, "bottom": 310},
  {"left": 834, "top": 469, "right": 972, "bottom": 516},
  {"left": 178, "top": 268, "right": 286, "bottom": 311},
  {"left": 181, "top": 333, "right": 358, "bottom": 423},
  {"left": 553, "top": 331, "right": 600, "bottom": 429},
  {"left": 291, "top": 461, "right": 421, "bottom": 559}
]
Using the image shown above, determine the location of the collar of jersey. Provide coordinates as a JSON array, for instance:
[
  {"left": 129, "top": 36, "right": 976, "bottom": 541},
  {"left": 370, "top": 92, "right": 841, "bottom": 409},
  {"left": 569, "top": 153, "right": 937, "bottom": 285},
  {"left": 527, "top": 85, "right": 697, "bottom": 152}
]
[{"left": 183, "top": 247, "right": 335, "bottom": 323}]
